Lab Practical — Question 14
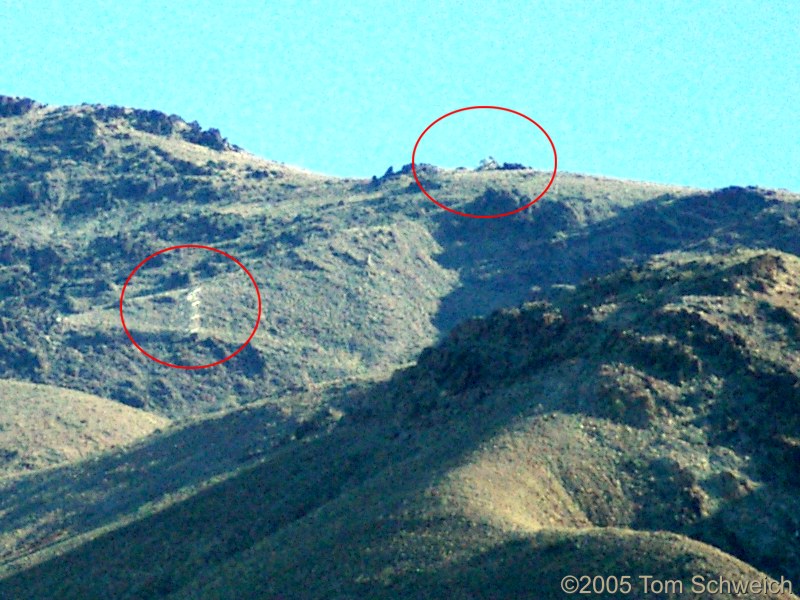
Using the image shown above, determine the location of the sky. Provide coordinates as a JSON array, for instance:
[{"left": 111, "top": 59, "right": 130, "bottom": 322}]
[{"left": 2, "top": 0, "right": 799, "bottom": 191}]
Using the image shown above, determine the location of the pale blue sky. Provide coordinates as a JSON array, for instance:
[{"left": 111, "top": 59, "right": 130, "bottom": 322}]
[{"left": 2, "top": 0, "right": 798, "bottom": 190}]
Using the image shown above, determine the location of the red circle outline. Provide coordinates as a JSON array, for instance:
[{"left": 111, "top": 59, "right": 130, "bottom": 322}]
[
  {"left": 119, "top": 244, "right": 262, "bottom": 370},
  {"left": 412, "top": 106, "right": 558, "bottom": 218}
]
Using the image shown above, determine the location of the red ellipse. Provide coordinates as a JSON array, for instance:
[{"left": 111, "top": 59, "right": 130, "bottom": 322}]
[
  {"left": 412, "top": 106, "right": 558, "bottom": 218},
  {"left": 119, "top": 244, "right": 262, "bottom": 370}
]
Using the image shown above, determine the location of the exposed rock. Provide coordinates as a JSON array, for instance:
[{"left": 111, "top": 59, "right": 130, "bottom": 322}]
[
  {"left": 93, "top": 105, "right": 235, "bottom": 151},
  {"left": 0, "top": 96, "right": 42, "bottom": 117},
  {"left": 183, "top": 123, "right": 230, "bottom": 151},
  {"left": 476, "top": 156, "right": 500, "bottom": 171}
]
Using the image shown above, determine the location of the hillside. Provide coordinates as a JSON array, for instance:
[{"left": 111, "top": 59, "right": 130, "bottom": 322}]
[
  {"left": 0, "top": 377, "right": 362, "bottom": 572},
  {"left": 1, "top": 249, "right": 798, "bottom": 599},
  {"left": 3, "top": 96, "right": 799, "bottom": 419},
  {"left": 0, "top": 379, "right": 168, "bottom": 478}
]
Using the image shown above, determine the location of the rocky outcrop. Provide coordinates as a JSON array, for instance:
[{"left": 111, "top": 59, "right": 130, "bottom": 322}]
[
  {"left": 0, "top": 96, "right": 42, "bottom": 117},
  {"left": 93, "top": 105, "right": 236, "bottom": 151}
]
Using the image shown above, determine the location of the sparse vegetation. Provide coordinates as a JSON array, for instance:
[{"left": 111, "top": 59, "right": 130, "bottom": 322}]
[{"left": 1, "top": 97, "right": 799, "bottom": 599}]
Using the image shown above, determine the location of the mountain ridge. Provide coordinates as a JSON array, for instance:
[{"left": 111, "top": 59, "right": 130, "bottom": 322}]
[
  {"left": 0, "top": 379, "right": 168, "bottom": 478},
  {"left": 1, "top": 248, "right": 798, "bottom": 598},
  {"left": 0, "top": 96, "right": 716, "bottom": 418},
  {"left": 1, "top": 97, "right": 799, "bottom": 598}
]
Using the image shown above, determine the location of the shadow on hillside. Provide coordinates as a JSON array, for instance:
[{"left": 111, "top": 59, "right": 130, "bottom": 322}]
[
  {"left": 373, "top": 536, "right": 577, "bottom": 600},
  {"left": 690, "top": 483, "right": 800, "bottom": 586},
  {"left": 0, "top": 400, "right": 296, "bottom": 563},
  {"left": 3, "top": 353, "right": 798, "bottom": 597},
  {"left": 4, "top": 190, "right": 800, "bottom": 596},
  {"left": 372, "top": 528, "right": 796, "bottom": 600},
  {"left": 0, "top": 400, "right": 419, "bottom": 598},
  {"left": 430, "top": 186, "right": 797, "bottom": 332}
]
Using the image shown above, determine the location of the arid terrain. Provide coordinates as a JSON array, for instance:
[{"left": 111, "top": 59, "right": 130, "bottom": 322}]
[{"left": 0, "top": 96, "right": 798, "bottom": 599}]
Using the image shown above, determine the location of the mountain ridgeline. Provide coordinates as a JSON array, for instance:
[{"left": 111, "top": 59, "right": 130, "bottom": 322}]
[
  {"left": 0, "top": 96, "right": 799, "bottom": 598},
  {"left": 1, "top": 96, "right": 798, "bottom": 419},
  {"left": 2, "top": 248, "right": 798, "bottom": 599}
]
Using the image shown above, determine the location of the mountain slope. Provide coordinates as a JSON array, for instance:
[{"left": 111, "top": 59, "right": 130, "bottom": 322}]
[
  {"left": 2, "top": 249, "right": 798, "bottom": 599},
  {"left": 0, "top": 376, "right": 365, "bottom": 572},
  {"left": 0, "top": 379, "right": 168, "bottom": 478},
  {"left": 4, "top": 96, "right": 799, "bottom": 420}
]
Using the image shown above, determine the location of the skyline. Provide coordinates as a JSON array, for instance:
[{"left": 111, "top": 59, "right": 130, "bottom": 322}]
[{"left": 2, "top": 0, "right": 799, "bottom": 191}]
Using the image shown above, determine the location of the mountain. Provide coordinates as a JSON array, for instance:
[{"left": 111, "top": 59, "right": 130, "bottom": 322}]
[
  {"left": 1, "top": 96, "right": 799, "bottom": 598},
  {"left": 0, "top": 377, "right": 360, "bottom": 574},
  {"left": 1, "top": 249, "right": 798, "bottom": 599},
  {"left": 0, "top": 379, "right": 168, "bottom": 478},
  {"left": 3, "top": 95, "right": 798, "bottom": 421}
]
